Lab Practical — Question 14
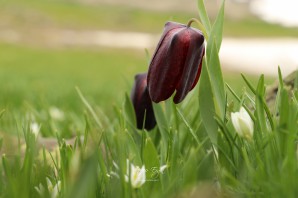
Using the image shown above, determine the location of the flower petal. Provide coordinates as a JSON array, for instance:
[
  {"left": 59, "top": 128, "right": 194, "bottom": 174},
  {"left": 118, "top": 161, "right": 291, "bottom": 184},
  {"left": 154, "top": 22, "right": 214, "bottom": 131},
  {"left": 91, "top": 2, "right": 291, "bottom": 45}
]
[
  {"left": 173, "top": 29, "right": 205, "bottom": 103},
  {"left": 231, "top": 112, "right": 243, "bottom": 136},
  {"left": 148, "top": 27, "right": 186, "bottom": 102}
]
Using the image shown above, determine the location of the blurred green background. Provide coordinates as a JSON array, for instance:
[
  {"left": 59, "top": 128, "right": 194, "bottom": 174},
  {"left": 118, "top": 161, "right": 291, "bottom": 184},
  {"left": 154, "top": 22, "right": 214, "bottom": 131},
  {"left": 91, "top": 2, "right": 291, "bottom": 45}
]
[{"left": 1, "top": 0, "right": 297, "bottom": 118}]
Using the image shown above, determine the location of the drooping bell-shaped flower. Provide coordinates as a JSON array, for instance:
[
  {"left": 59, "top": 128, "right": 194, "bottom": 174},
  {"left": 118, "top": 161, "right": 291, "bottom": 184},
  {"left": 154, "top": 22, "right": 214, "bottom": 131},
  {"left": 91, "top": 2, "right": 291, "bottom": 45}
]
[
  {"left": 131, "top": 73, "right": 156, "bottom": 130},
  {"left": 231, "top": 107, "right": 254, "bottom": 141},
  {"left": 147, "top": 20, "right": 205, "bottom": 104}
]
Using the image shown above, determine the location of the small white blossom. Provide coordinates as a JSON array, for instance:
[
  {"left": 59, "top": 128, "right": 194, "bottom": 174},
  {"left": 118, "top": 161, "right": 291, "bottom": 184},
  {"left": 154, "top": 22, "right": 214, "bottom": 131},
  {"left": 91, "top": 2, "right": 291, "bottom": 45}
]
[
  {"left": 112, "top": 161, "right": 119, "bottom": 170},
  {"left": 49, "top": 107, "right": 65, "bottom": 121},
  {"left": 35, "top": 183, "right": 45, "bottom": 196},
  {"left": 30, "top": 122, "right": 40, "bottom": 138},
  {"left": 106, "top": 161, "right": 120, "bottom": 179},
  {"left": 35, "top": 178, "right": 60, "bottom": 198},
  {"left": 46, "top": 177, "right": 61, "bottom": 198},
  {"left": 109, "top": 171, "right": 120, "bottom": 179},
  {"left": 125, "top": 160, "right": 146, "bottom": 188},
  {"left": 159, "top": 165, "right": 167, "bottom": 173},
  {"left": 130, "top": 164, "right": 146, "bottom": 188},
  {"left": 231, "top": 107, "right": 254, "bottom": 140}
]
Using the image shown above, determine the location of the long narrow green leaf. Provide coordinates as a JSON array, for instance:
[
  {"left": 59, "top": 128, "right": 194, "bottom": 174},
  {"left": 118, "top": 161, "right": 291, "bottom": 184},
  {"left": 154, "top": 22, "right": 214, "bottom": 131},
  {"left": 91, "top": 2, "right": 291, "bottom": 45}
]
[
  {"left": 197, "top": 0, "right": 211, "bottom": 35},
  {"left": 279, "top": 89, "right": 289, "bottom": 128},
  {"left": 241, "top": 74, "right": 257, "bottom": 95},
  {"left": 215, "top": 115, "right": 242, "bottom": 157},
  {"left": 76, "top": 87, "right": 103, "bottom": 130},
  {"left": 263, "top": 98, "right": 274, "bottom": 131},
  {"left": 208, "top": 41, "right": 226, "bottom": 119},
  {"left": 152, "top": 103, "right": 169, "bottom": 144},
  {"left": 199, "top": 60, "right": 217, "bottom": 144},
  {"left": 142, "top": 136, "right": 161, "bottom": 195},
  {"left": 143, "top": 137, "right": 159, "bottom": 168},
  {"left": 277, "top": 88, "right": 290, "bottom": 155},
  {"left": 124, "top": 131, "right": 142, "bottom": 164},
  {"left": 176, "top": 108, "right": 200, "bottom": 145},
  {"left": 241, "top": 74, "right": 274, "bottom": 130},
  {"left": 278, "top": 66, "right": 284, "bottom": 89},
  {"left": 143, "top": 137, "right": 160, "bottom": 180},
  {"left": 207, "top": 0, "right": 225, "bottom": 57},
  {"left": 123, "top": 93, "right": 137, "bottom": 129},
  {"left": 67, "top": 154, "right": 98, "bottom": 198},
  {"left": 215, "top": 144, "right": 238, "bottom": 172},
  {"left": 255, "top": 75, "right": 267, "bottom": 135},
  {"left": 226, "top": 83, "right": 241, "bottom": 102}
]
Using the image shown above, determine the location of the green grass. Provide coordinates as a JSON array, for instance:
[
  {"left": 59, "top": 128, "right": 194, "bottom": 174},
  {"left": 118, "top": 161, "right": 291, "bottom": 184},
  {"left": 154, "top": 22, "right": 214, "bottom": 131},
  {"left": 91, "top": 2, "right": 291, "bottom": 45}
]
[
  {"left": 0, "top": 43, "right": 149, "bottom": 136},
  {"left": 0, "top": 43, "right": 147, "bottom": 109}
]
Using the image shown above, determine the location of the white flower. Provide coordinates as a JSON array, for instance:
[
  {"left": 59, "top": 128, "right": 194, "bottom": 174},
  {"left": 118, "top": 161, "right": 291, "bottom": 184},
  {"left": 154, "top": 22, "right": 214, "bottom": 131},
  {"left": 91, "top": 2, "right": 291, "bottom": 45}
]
[
  {"left": 30, "top": 122, "right": 40, "bottom": 138},
  {"left": 231, "top": 107, "right": 254, "bottom": 140},
  {"left": 159, "top": 165, "right": 167, "bottom": 173},
  {"left": 46, "top": 177, "right": 61, "bottom": 198},
  {"left": 35, "top": 183, "right": 45, "bottom": 196},
  {"left": 35, "top": 178, "right": 61, "bottom": 198},
  {"left": 109, "top": 171, "right": 120, "bottom": 179},
  {"left": 125, "top": 160, "right": 146, "bottom": 188},
  {"left": 130, "top": 165, "right": 146, "bottom": 188},
  {"left": 49, "top": 107, "right": 65, "bottom": 121},
  {"left": 112, "top": 161, "right": 119, "bottom": 170}
]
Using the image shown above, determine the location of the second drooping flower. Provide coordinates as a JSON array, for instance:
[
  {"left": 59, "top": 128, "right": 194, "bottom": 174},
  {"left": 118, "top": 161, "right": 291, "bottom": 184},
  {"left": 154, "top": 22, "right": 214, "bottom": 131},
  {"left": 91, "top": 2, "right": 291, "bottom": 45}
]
[
  {"left": 131, "top": 73, "right": 156, "bottom": 130},
  {"left": 147, "top": 20, "right": 205, "bottom": 104}
]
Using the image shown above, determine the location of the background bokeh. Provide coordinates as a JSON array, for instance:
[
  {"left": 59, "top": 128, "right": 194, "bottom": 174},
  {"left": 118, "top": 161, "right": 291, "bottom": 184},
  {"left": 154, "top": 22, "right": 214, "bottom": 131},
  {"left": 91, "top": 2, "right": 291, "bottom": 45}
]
[{"left": 0, "top": 0, "right": 297, "bottom": 116}]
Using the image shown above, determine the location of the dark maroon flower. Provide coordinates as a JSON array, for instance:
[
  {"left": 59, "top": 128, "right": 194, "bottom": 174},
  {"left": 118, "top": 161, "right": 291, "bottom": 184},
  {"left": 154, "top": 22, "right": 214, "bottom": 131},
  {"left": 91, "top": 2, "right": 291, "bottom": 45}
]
[
  {"left": 147, "top": 20, "right": 205, "bottom": 104},
  {"left": 131, "top": 73, "right": 156, "bottom": 130}
]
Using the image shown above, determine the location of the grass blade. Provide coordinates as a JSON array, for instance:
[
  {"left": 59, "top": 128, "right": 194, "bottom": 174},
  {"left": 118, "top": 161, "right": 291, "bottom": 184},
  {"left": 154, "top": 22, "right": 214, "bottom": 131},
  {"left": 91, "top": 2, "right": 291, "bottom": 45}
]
[
  {"left": 207, "top": 0, "right": 225, "bottom": 57},
  {"left": 76, "top": 87, "right": 103, "bottom": 130},
  {"left": 199, "top": 60, "right": 217, "bottom": 144},
  {"left": 176, "top": 108, "right": 200, "bottom": 145},
  {"left": 208, "top": 41, "right": 226, "bottom": 119},
  {"left": 241, "top": 74, "right": 256, "bottom": 95},
  {"left": 197, "top": 0, "right": 211, "bottom": 35}
]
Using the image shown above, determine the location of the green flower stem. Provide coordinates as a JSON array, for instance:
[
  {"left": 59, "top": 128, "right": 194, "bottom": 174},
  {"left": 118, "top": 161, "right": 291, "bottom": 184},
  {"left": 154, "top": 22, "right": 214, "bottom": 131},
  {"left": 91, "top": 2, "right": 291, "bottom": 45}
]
[{"left": 186, "top": 18, "right": 209, "bottom": 40}]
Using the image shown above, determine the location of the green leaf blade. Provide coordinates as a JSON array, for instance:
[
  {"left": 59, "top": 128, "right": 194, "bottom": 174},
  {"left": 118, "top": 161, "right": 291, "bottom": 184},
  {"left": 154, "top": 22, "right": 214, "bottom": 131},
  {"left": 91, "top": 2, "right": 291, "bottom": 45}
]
[{"left": 199, "top": 60, "right": 217, "bottom": 144}]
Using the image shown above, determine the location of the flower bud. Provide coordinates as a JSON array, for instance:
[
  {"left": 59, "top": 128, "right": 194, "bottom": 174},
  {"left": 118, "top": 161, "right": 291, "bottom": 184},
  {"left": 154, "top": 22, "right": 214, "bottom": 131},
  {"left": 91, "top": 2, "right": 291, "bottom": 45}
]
[
  {"left": 147, "top": 21, "right": 205, "bottom": 104},
  {"left": 231, "top": 107, "right": 254, "bottom": 140},
  {"left": 131, "top": 73, "right": 156, "bottom": 130}
]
